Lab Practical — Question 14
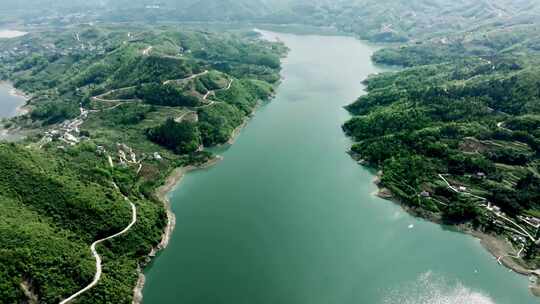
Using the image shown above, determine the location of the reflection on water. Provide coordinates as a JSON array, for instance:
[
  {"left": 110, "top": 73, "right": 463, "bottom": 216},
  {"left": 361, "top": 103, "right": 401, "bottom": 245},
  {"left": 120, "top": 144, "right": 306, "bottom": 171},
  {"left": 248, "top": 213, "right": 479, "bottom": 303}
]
[
  {"left": 0, "top": 30, "right": 27, "bottom": 38},
  {"left": 383, "top": 271, "right": 495, "bottom": 304}
]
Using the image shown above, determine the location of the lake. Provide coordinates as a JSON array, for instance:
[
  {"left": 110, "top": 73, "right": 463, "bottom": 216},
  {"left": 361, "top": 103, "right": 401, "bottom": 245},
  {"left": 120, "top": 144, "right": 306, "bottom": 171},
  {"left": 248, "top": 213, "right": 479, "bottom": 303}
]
[{"left": 142, "top": 31, "right": 537, "bottom": 304}]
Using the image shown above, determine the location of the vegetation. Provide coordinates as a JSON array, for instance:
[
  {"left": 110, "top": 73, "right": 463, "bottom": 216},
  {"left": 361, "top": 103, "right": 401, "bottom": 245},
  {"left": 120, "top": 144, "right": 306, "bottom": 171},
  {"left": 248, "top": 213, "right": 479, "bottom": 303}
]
[
  {"left": 147, "top": 119, "right": 201, "bottom": 154},
  {"left": 0, "top": 24, "right": 285, "bottom": 303},
  {"left": 0, "top": 143, "right": 166, "bottom": 303},
  {"left": 3, "top": 0, "right": 540, "bottom": 300},
  {"left": 343, "top": 8, "right": 540, "bottom": 266},
  {"left": 198, "top": 103, "right": 245, "bottom": 146},
  {"left": 136, "top": 83, "right": 201, "bottom": 107}
]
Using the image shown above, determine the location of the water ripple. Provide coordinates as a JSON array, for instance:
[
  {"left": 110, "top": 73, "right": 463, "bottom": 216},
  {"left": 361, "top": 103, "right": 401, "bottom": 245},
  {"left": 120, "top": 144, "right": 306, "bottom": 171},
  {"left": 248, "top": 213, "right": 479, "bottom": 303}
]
[{"left": 383, "top": 271, "right": 495, "bottom": 304}]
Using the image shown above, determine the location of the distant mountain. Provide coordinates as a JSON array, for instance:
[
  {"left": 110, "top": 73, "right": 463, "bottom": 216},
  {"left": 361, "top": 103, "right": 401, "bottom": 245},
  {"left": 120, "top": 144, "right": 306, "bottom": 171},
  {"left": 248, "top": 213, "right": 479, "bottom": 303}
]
[
  {"left": 178, "top": 0, "right": 273, "bottom": 21},
  {"left": 2, "top": 0, "right": 540, "bottom": 43},
  {"left": 0, "top": 0, "right": 104, "bottom": 10}
]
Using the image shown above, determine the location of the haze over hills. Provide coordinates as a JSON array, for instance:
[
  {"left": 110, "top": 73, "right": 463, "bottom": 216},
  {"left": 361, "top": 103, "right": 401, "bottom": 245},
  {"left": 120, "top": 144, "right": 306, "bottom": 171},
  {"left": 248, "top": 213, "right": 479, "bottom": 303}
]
[{"left": 5, "top": 0, "right": 539, "bottom": 44}]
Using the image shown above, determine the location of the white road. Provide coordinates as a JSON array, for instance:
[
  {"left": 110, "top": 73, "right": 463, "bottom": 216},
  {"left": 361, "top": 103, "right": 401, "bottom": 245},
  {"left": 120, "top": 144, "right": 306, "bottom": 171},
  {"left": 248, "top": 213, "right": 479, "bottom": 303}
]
[
  {"left": 163, "top": 70, "right": 208, "bottom": 85},
  {"left": 438, "top": 174, "right": 536, "bottom": 242},
  {"left": 59, "top": 185, "right": 137, "bottom": 304},
  {"left": 174, "top": 78, "right": 233, "bottom": 122}
]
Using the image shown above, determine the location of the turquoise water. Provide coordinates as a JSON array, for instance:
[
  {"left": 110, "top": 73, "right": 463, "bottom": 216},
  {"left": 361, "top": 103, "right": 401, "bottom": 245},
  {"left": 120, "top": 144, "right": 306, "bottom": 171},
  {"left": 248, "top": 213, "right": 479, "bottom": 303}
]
[{"left": 143, "top": 31, "right": 537, "bottom": 304}]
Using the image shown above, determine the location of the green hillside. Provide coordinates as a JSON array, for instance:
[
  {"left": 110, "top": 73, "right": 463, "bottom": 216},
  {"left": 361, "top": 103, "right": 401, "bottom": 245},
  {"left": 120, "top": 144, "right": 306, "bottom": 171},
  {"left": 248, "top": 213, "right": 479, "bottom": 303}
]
[
  {"left": 341, "top": 0, "right": 540, "bottom": 269},
  {"left": 0, "top": 25, "right": 285, "bottom": 303}
]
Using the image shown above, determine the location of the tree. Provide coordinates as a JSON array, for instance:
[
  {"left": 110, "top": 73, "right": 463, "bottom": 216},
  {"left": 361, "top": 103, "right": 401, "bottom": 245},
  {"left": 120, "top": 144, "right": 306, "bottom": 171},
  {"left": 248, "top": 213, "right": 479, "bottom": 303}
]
[
  {"left": 137, "top": 83, "right": 201, "bottom": 107},
  {"left": 146, "top": 119, "right": 201, "bottom": 154},
  {"left": 444, "top": 198, "right": 480, "bottom": 223}
]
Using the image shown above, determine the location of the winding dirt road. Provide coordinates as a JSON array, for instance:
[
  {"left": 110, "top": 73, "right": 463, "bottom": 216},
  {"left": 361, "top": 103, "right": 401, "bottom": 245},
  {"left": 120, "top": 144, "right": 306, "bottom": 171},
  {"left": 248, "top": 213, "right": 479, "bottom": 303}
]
[
  {"left": 163, "top": 70, "right": 208, "bottom": 85},
  {"left": 59, "top": 185, "right": 137, "bottom": 304}
]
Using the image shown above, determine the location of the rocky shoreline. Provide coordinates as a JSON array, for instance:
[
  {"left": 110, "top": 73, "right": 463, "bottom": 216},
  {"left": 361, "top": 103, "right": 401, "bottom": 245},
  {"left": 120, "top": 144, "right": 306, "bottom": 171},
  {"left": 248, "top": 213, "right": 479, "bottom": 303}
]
[{"left": 371, "top": 169, "right": 540, "bottom": 297}]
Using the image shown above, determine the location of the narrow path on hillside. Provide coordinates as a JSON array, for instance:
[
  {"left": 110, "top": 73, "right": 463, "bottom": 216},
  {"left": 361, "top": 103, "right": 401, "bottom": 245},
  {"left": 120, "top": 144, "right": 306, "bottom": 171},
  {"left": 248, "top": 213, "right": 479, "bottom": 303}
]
[
  {"left": 438, "top": 174, "right": 537, "bottom": 242},
  {"left": 37, "top": 58, "right": 233, "bottom": 148},
  {"left": 174, "top": 79, "right": 233, "bottom": 122},
  {"left": 163, "top": 70, "right": 209, "bottom": 85},
  {"left": 90, "top": 70, "right": 211, "bottom": 105},
  {"left": 91, "top": 86, "right": 138, "bottom": 103},
  {"left": 59, "top": 183, "right": 137, "bottom": 304}
]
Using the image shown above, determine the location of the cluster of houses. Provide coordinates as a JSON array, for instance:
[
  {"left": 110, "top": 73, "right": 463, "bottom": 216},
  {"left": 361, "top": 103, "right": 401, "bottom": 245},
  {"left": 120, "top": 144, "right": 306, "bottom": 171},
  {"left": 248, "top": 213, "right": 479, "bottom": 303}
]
[
  {"left": 37, "top": 106, "right": 87, "bottom": 148},
  {"left": 96, "top": 142, "right": 163, "bottom": 172},
  {"left": 117, "top": 143, "right": 138, "bottom": 166},
  {"left": 485, "top": 203, "right": 540, "bottom": 245}
]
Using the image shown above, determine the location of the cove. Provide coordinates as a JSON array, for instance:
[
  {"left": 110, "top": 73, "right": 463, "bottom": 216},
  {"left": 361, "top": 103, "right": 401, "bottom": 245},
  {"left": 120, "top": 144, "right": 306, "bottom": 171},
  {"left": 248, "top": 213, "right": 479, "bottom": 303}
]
[
  {"left": 0, "top": 82, "right": 26, "bottom": 119},
  {"left": 142, "top": 31, "right": 537, "bottom": 304}
]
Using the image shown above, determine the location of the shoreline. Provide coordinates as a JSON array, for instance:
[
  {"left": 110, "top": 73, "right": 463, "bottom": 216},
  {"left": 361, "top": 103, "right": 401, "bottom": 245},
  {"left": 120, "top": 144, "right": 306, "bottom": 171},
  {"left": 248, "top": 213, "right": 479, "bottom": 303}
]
[
  {"left": 228, "top": 119, "right": 248, "bottom": 145},
  {"left": 1, "top": 80, "right": 32, "bottom": 100},
  {"left": 0, "top": 82, "right": 31, "bottom": 141},
  {"left": 15, "top": 104, "right": 30, "bottom": 116},
  {"left": 131, "top": 94, "right": 272, "bottom": 303},
  {"left": 227, "top": 100, "right": 264, "bottom": 145},
  {"left": 1, "top": 81, "right": 31, "bottom": 117},
  {"left": 132, "top": 155, "right": 223, "bottom": 304},
  {"left": 371, "top": 170, "right": 540, "bottom": 296}
]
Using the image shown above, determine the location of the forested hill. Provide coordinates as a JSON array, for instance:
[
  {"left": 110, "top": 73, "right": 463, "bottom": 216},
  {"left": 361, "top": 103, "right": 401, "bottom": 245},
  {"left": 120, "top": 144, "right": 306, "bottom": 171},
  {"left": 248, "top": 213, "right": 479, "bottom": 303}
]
[
  {"left": 7, "top": 0, "right": 540, "bottom": 45},
  {"left": 341, "top": 0, "right": 540, "bottom": 274},
  {"left": 0, "top": 143, "right": 165, "bottom": 303},
  {"left": 0, "top": 25, "right": 285, "bottom": 303}
]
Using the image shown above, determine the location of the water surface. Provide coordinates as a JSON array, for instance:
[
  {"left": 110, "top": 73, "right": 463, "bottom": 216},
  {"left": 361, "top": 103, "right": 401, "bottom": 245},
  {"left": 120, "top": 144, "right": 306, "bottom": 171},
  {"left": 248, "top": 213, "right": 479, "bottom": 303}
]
[
  {"left": 0, "top": 30, "right": 27, "bottom": 38},
  {"left": 0, "top": 82, "right": 26, "bottom": 119},
  {"left": 143, "top": 31, "right": 537, "bottom": 304}
]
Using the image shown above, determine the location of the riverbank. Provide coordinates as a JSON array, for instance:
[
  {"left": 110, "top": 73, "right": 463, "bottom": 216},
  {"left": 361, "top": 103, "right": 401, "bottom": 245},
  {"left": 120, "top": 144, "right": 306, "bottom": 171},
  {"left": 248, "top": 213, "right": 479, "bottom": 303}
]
[
  {"left": 372, "top": 169, "right": 540, "bottom": 296},
  {"left": 140, "top": 30, "right": 538, "bottom": 303},
  {"left": 129, "top": 97, "right": 275, "bottom": 302},
  {"left": 132, "top": 155, "right": 224, "bottom": 304},
  {"left": 9, "top": 86, "right": 31, "bottom": 101},
  {"left": 0, "top": 82, "right": 31, "bottom": 141},
  {"left": 0, "top": 81, "right": 30, "bottom": 117},
  {"left": 0, "top": 80, "right": 31, "bottom": 100},
  {"left": 133, "top": 90, "right": 278, "bottom": 302},
  {"left": 227, "top": 100, "right": 267, "bottom": 146}
]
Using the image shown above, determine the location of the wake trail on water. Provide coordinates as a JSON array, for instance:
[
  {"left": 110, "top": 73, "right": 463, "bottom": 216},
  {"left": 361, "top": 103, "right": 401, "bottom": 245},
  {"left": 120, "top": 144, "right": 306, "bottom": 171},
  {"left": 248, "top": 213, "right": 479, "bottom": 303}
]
[{"left": 382, "top": 271, "right": 495, "bottom": 304}]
